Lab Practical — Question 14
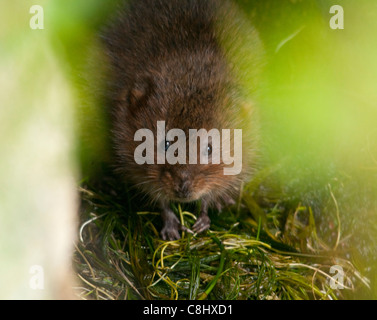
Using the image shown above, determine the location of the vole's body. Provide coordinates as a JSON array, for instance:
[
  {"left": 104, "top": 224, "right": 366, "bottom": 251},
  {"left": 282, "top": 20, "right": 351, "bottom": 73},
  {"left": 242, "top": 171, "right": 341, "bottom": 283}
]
[{"left": 103, "top": 0, "right": 263, "bottom": 240}]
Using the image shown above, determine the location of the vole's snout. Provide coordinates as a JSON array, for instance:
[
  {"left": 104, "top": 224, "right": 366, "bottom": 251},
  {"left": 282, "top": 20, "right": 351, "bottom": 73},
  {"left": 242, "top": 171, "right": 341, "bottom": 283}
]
[
  {"left": 174, "top": 180, "right": 192, "bottom": 200},
  {"left": 160, "top": 168, "right": 194, "bottom": 201}
]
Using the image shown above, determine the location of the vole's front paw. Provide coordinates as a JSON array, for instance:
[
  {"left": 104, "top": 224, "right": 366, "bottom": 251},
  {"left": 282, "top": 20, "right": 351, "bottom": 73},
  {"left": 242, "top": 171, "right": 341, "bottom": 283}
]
[
  {"left": 161, "top": 226, "right": 180, "bottom": 241},
  {"left": 161, "top": 215, "right": 181, "bottom": 241},
  {"left": 192, "top": 215, "right": 211, "bottom": 234},
  {"left": 160, "top": 215, "right": 192, "bottom": 241}
]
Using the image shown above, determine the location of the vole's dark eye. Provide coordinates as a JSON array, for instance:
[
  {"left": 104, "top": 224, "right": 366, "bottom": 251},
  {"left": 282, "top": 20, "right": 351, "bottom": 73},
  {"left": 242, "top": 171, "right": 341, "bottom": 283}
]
[
  {"left": 165, "top": 140, "right": 172, "bottom": 151},
  {"left": 206, "top": 144, "right": 213, "bottom": 156}
]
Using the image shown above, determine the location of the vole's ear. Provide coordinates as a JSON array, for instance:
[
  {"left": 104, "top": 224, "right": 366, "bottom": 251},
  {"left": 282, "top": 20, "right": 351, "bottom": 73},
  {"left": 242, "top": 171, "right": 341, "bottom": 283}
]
[
  {"left": 115, "top": 77, "right": 154, "bottom": 119},
  {"left": 115, "top": 77, "right": 153, "bottom": 105},
  {"left": 129, "top": 77, "right": 154, "bottom": 107}
]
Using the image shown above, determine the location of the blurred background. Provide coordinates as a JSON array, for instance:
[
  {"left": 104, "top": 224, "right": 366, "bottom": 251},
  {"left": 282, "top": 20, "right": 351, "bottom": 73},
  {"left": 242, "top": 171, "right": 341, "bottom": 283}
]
[{"left": 0, "top": 0, "right": 376, "bottom": 299}]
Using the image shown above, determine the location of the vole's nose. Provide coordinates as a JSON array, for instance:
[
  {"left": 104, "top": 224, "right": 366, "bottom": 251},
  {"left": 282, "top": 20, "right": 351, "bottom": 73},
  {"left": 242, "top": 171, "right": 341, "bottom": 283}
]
[{"left": 175, "top": 180, "right": 191, "bottom": 199}]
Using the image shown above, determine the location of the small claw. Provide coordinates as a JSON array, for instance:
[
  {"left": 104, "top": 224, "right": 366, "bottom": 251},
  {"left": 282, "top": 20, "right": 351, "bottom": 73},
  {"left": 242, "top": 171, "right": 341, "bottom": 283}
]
[
  {"left": 192, "top": 215, "right": 211, "bottom": 234},
  {"left": 161, "top": 226, "right": 181, "bottom": 241},
  {"left": 180, "top": 224, "right": 194, "bottom": 234}
]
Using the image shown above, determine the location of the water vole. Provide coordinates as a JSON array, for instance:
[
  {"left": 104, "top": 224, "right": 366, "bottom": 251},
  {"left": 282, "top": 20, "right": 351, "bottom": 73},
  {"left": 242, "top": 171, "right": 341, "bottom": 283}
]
[{"left": 102, "top": 0, "right": 264, "bottom": 240}]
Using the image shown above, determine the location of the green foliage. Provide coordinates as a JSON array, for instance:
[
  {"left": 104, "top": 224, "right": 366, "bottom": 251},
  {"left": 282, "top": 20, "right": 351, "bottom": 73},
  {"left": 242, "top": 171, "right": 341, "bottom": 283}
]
[{"left": 75, "top": 169, "right": 372, "bottom": 300}]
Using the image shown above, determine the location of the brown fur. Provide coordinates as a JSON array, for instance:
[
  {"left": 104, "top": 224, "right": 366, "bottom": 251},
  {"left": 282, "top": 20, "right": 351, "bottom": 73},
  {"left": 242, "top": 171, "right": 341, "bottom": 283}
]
[{"left": 102, "top": 0, "right": 263, "bottom": 240}]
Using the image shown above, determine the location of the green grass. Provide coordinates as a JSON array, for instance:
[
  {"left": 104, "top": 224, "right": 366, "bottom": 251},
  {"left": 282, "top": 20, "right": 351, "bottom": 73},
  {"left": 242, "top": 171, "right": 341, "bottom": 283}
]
[{"left": 73, "top": 166, "right": 372, "bottom": 300}]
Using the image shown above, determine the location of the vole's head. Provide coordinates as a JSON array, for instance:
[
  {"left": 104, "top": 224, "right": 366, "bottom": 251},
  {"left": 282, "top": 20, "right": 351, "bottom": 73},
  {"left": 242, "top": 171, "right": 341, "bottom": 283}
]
[
  {"left": 131, "top": 127, "right": 244, "bottom": 206},
  {"left": 113, "top": 55, "right": 248, "bottom": 205}
]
